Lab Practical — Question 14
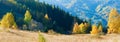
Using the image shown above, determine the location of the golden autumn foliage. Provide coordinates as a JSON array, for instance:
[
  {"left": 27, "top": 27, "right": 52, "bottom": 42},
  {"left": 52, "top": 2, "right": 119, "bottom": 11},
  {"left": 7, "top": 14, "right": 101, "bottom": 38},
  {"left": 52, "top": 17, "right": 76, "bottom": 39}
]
[
  {"left": 79, "top": 23, "right": 89, "bottom": 33},
  {"left": 90, "top": 24, "right": 103, "bottom": 35},
  {"left": 72, "top": 22, "right": 79, "bottom": 33},
  {"left": 107, "top": 8, "right": 120, "bottom": 34},
  {"left": 97, "top": 22, "right": 103, "bottom": 34},
  {"left": 79, "top": 23, "right": 85, "bottom": 33},
  {"left": 0, "top": 12, "right": 17, "bottom": 29},
  {"left": 44, "top": 14, "right": 49, "bottom": 20},
  {"left": 72, "top": 22, "right": 89, "bottom": 34},
  {"left": 90, "top": 25, "right": 99, "bottom": 35},
  {"left": 98, "top": 25, "right": 102, "bottom": 33},
  {"left": 24, "top": 10, "right": 32, "bottom": 24}
]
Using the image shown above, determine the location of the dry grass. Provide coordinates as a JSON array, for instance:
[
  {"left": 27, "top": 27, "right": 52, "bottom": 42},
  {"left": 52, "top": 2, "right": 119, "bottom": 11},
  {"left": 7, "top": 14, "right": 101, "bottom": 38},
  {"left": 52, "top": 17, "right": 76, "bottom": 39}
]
[
  {"left": 0, "top": 29, "right": 120, "bottom": 42},
  {"left": 0, "top": 29, "right": 38, "bottom": 42}
]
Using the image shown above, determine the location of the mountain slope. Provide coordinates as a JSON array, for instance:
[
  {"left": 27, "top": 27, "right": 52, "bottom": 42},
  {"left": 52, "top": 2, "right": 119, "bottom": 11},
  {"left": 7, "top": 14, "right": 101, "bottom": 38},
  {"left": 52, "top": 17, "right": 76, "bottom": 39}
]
[
  {"left": 0, "top": 0, "right": 83, "bottom": 34},
  {"left": 39, "top": 0, "right": 120, "bottom": 27}
]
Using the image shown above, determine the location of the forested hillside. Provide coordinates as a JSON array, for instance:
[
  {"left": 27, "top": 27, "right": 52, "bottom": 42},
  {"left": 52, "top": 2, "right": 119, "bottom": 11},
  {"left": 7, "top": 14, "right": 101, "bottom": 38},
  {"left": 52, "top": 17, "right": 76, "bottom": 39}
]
[{"left": 0, "top": 0, "right": 83, "bottom": 34}]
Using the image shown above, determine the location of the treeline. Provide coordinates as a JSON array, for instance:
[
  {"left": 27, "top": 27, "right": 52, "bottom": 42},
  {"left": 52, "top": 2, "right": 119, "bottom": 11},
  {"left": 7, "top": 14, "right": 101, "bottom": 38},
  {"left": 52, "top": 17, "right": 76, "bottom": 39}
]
[{"left": 72, "top": 8, "right": 120, "bottom": 35}]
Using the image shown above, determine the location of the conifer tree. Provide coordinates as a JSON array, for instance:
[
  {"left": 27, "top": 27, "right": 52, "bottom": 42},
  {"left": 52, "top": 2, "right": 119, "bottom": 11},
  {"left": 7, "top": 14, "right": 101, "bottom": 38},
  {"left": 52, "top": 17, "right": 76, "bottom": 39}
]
[{"left": 97, "top": 22, "right": 103, "bottom": 33}]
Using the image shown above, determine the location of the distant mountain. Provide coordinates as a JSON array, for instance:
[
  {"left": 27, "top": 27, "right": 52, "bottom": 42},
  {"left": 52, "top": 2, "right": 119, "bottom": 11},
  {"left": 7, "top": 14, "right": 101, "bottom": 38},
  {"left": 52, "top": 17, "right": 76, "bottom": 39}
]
[
  {"left": 39, "top": 0, "right": 120, "bottom": 27},
  {"left": 0, "top": 0, "right": 83, "bottom": 34}
]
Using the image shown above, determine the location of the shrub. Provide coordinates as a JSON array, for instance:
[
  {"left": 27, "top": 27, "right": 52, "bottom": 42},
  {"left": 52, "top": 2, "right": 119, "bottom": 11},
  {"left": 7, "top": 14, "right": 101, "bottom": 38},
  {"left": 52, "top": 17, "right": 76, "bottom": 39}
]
[
  {"left": 38, "top": 31, "right": 46, "bottom": 42},
  {"left": 48, "top": 29, "right": 58, "bottom": 35}
]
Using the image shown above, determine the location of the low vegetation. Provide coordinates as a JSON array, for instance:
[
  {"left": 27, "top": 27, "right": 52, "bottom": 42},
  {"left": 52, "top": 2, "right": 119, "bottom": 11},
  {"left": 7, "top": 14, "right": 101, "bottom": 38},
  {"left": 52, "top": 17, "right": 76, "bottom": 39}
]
[{"left": 38, "top": 31, "right": 46, "bottom": 42}]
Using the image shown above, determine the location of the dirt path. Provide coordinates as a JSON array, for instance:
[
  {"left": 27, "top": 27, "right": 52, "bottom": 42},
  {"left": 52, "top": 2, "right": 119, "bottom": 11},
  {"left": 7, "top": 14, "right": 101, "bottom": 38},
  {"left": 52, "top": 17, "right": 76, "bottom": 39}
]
[{"left": 0, "top": 29, "right": 120, "bottom": 42}]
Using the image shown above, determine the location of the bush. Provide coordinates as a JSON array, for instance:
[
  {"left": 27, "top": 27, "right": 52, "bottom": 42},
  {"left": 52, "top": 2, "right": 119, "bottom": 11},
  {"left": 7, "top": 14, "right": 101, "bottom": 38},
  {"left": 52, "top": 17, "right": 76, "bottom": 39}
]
[
  {"left": 38, "top": 31, "right": 46, "bottom": 42},
  {"left": 48, "top": 29, "right": 58, "bottom": 35}
]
